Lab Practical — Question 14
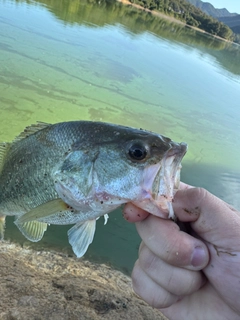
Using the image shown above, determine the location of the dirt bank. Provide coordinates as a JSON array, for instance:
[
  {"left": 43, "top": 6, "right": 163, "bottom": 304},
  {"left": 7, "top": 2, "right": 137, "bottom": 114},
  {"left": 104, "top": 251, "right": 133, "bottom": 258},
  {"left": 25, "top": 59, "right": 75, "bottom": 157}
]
[{"left": 0, "top": 242, "right": 167, "bottom": 320}]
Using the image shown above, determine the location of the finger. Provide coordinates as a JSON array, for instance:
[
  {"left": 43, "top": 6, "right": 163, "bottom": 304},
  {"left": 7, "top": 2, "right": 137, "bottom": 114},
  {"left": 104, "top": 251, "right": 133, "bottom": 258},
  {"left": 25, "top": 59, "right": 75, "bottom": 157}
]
[
  {"left": 136, "top": 215, "right": 209, "bottom": 270},
  {"left": 123, "top": 181, "right": 194, "bottom": 222},
  {"left": 132, "top": 260, "right": 179, "bottom": 309},
  {"left": 138, "top": 244, "right": 206, "bottom": 296},
  {"left": 159, "top": 283, "right": 223, "bottom": 320},
  {"left": 173, "top": 187, "right": 240, "bottom": 247},
  {"left": 123, "top": 203, "right": 149, "bottom": 222},
  {"left": 178, "top": 181, "right": 194, "bottom": 190}
]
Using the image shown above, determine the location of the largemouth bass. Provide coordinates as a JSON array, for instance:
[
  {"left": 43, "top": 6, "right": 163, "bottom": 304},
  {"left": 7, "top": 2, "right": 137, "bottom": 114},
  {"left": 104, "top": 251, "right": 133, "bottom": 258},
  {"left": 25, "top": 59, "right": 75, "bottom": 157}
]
[{"left": 0, "top": 121, "right": 187, "bottom": 257}]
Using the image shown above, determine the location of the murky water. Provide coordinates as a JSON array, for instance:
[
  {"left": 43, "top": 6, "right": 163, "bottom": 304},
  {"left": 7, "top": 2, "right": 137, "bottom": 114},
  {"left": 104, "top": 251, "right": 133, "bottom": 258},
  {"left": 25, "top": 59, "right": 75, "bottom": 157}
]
[{"left": 1, "top": 0, "right": 240, "bottom": 274}]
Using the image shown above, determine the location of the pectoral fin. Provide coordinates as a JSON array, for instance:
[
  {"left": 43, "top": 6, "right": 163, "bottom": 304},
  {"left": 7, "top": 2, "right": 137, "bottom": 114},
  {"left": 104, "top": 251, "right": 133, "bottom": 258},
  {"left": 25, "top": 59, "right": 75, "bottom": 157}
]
[
  {"left": 14, "top": 220, "right": 47, "bottom": 242},
  {"left": 54, "top": 149, "right": 99, "bottom": 200},
  {"left": 17, "top": 199, "right": 69, "bottom": 224},
  {"left": 68, "top": 220, "right": 96, "bottom": 258},
  {"left": 14, "top": 199, "right": 68, "bottom": 242}
]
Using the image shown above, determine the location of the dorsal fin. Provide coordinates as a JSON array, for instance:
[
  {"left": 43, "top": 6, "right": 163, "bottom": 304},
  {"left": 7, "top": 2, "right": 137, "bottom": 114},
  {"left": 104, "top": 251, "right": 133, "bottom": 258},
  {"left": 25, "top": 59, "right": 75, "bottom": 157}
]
[
  {"left": 0, "top": 142, "right": 11, "bottom": 174},
  {"left": 13, "top": 121, "right": 51, "bottom": 142}
]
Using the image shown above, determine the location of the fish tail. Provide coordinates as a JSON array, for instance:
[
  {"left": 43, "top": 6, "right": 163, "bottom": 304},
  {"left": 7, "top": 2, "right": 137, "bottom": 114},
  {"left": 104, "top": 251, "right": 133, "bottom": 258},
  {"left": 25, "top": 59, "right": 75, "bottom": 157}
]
[{"left": 0, "top": 214, "right": 6, "bottom": 240}]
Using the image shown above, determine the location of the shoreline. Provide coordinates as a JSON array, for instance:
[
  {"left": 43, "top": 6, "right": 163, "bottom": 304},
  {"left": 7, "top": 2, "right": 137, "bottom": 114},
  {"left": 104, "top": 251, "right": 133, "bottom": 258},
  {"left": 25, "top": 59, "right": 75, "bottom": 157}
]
[
  {"left": 0, "top": 241, "right": 167, "bottom": 319},
  {"left": 117, "top": 0, "right": 232, "bottom": 43},
  {"left": 119, "top": 0, "right": 186, "bottom": 25}
]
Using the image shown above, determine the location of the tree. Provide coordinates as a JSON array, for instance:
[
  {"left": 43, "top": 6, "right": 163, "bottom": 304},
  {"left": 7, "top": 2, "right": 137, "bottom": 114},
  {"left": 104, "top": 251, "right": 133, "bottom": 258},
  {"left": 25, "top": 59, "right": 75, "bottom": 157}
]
[{"left": 218, "top": 23, "right": 233, "bottom": 39}]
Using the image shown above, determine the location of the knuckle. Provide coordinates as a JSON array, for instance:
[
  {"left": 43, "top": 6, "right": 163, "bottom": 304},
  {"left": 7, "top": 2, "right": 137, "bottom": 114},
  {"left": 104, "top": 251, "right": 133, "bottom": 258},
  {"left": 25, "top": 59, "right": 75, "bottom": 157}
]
[
  {"left": 166, "top": 236, "right": 192, "bottom": 266},
  {"left": 139, "top": 246, "right": 159, "bottom": 273},
  {"left": 138, "top": 241, "right": 145, "bottom": 255},
  {"left": 190, "top": 187, "right": 208, "bottom": 205},
  {"left": 131, "top": 260, "right": 142, "bottom": 291}
]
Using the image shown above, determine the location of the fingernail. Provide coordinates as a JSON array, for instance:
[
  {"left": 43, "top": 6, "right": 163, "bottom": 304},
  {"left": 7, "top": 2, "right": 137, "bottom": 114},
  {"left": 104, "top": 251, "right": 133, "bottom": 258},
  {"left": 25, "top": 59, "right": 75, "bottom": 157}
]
[{"left": 191, "top": 246, "right": 206, "bottom": 267}]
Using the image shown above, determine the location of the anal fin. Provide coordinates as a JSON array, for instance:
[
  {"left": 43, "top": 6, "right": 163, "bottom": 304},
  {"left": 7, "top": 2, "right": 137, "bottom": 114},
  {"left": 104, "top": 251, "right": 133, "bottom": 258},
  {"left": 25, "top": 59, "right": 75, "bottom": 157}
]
[
  {"left": 14, "top": 220, "right": 48, "bottom": 242},
  {"left": 68, "top": 220, "right": 96, "bottom": 258}
]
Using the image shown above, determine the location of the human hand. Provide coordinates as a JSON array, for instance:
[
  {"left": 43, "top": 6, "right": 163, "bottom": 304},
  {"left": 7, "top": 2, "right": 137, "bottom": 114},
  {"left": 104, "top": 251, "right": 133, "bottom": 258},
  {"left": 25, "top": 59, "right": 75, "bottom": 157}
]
[{"left": 123, "top": 183, "right": 240, "bottom": 319}]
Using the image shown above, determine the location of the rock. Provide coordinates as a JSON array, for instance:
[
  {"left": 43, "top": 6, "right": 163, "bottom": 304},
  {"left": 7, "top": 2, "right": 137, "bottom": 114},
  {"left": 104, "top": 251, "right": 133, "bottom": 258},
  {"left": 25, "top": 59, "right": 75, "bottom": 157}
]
[{"left": 0, "top": 241, "right": 168, "bottom": 320}]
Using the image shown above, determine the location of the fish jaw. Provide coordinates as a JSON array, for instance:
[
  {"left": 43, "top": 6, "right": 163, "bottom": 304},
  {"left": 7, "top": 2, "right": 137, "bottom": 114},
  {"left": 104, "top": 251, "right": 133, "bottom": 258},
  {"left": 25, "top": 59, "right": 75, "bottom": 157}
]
[{"left": 133, "top": 142, "right": 187, "bottom": 219}]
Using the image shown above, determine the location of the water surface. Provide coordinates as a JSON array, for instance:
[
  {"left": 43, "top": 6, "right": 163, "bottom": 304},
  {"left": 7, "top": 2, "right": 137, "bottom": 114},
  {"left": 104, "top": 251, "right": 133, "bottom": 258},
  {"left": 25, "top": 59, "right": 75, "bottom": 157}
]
[{"left": 1, "top": 0, "right": 240, "bottom": 273}]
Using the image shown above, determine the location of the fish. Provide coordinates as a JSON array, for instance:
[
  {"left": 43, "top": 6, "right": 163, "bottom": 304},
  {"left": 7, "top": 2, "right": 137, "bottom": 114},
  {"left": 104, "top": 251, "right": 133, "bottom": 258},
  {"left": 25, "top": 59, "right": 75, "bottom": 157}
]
[{"left": 0, "top": 121, "right": 187, "bottom": 257}]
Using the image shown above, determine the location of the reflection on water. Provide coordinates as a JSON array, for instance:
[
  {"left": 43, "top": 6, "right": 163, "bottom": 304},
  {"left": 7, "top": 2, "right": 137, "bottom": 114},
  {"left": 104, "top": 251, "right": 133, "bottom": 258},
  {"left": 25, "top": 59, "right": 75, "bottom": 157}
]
[
  {"left": 0, "top": 0, "right": 239, "bottom": 169},
  {"left": 1, "top": 0, "right": 240, "bottom": 273},
  {"left": 218, "top": 172, "right": 240, "bottom": 210},
  {"left": 92, "top": 58, "right": 140, "bottom": 82},
  {"left": 182, "top": 163, "right": 240, "bottom": 211}
]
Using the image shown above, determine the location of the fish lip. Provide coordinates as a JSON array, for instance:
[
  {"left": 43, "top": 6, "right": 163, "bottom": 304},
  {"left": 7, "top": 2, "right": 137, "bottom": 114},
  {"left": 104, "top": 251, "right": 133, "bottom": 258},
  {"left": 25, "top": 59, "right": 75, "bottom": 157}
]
[
  {"left": 166, "top": 142, "right": 188, "bottom": 189},
  {"left": 152, "top": 142, "right": 187, "bottom": 209},
  {"left": 167, "top": 142, "right": 188, "bottom": 159}
]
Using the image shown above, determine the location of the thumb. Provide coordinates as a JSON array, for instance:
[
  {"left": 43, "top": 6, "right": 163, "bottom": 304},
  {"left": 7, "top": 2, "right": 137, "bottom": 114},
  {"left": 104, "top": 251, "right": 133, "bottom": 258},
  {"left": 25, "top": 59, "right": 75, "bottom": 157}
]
[{"left": 173, "top": 187, "right": 240, "bottom": 248}]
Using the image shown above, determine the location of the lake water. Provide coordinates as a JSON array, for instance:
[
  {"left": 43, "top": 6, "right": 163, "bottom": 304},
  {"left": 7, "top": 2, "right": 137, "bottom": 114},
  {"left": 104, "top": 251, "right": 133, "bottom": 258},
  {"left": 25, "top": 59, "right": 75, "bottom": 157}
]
[{"left": 1, "top": 0, "right": 240, "bottom": 274}]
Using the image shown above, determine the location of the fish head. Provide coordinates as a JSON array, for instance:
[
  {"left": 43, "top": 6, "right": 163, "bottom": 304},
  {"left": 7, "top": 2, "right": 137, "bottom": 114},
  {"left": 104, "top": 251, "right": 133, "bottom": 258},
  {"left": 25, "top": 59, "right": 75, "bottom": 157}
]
[
  {"left": 53, "top": 124, "right": 187, "bottom": 219},
  {"left": 104, "top": 129, "right": 187, "bottom": 219}
]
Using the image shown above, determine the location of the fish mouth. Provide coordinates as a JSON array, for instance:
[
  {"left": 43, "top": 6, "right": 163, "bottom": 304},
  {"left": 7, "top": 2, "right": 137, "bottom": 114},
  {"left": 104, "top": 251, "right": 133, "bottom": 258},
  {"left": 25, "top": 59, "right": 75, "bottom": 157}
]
[
  {"left": 133, "top": 141, "right": 187, "bottom": 219},
  {"left": 151, "top": 142, "right": 187, "bottom": 218}
]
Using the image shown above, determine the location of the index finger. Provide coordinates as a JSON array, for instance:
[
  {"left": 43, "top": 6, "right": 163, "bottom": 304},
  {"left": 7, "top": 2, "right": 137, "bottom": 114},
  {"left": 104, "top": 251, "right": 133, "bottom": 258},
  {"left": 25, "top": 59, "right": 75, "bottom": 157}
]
[
  {"left": 178, "top": 181, "right": 194, "bottom": 190},
  {"left": 135, "top": 215, "right": 209, "bottom": 270},
  {"left": 123, "top": 203, "right": 149, "bottom": 222}
]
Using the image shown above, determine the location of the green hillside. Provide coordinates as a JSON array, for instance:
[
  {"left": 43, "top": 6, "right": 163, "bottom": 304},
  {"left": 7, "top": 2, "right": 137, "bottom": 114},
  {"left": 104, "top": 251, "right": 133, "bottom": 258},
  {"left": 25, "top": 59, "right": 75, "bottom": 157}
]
[{"left": 129, "top": 0, "right": 233, "bottom": 40}]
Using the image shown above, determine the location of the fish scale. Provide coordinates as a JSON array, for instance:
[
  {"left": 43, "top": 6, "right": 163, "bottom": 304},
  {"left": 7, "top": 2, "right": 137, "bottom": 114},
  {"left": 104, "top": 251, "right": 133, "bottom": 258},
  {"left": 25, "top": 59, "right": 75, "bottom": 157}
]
[{"left": 0, "top": 121, "right": 187, "bottom": 257}]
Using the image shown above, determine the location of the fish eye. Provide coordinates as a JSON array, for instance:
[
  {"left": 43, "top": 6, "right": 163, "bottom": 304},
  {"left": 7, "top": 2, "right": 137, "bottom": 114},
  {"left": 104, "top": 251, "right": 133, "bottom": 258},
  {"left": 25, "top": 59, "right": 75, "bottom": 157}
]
[{"left": 128, "top": 144, "right": 147, "bottom": 161}]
